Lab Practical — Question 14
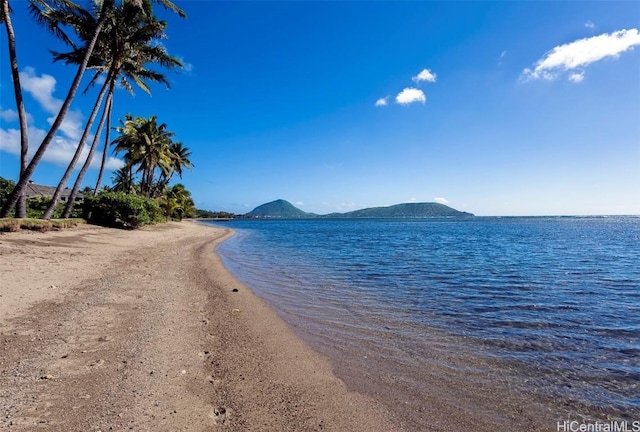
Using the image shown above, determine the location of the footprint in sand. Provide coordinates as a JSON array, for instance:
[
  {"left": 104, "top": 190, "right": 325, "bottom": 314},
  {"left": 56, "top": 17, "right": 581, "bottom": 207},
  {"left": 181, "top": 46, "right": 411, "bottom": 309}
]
[{"left": 211, "top": 406, "right": 232, "bottom": 425}]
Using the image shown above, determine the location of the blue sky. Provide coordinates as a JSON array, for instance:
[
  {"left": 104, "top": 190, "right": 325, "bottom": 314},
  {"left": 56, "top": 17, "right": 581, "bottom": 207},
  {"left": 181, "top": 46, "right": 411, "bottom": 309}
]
[{"left": 1, "top": 1, "right": 639, "bottom": 216}]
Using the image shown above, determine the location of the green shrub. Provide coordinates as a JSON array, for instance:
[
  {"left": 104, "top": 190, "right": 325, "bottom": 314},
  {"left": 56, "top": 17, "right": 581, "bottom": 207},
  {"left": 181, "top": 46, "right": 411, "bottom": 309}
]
[
  {"left": 66, "top": 200, "right": 84, "bottom": 218},
  {"left": 26, "top": 196, "right": 61, "bottom": 218},
  {"left": 143, "top": 197, "right": 165, "bottom": 223},
  {"left": 161, "top": 184, "right": 196, "bottom": 221},
  {"left": 0, "top": 177, "right": 15, "bottom": 209},
  {"left": 84, "top": 191, "right": 161, "bottom": 229}
]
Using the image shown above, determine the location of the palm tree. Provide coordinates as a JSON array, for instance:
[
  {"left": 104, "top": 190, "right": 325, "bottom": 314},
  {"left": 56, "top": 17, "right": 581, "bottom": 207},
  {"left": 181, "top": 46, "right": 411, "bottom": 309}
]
[
  {"left": 151, "top": 141, "right": 194, "bottom": 197},
  {"left": 112, "top": 114, "right": 175, "bottom": 198},
  {"left": 110, "top": 165, "right": 136, "bottom": 193},
  {"left": 0, "top": 0, "right": 185, "bottom": 218},
  {"left": 159, "top": 195, "right": 179, "bottom": 221},
  {"left": 58, "top": 0, "right": 182, "bottom": 218},
  {"left": 161, "top": 183, "right": 195, "bottom": 220},
  {"left": 168, "top": 142, "right": 194, "bottom": 181},
  {"left": 0, "top": 0, "right": 29, "bottom": 217}
]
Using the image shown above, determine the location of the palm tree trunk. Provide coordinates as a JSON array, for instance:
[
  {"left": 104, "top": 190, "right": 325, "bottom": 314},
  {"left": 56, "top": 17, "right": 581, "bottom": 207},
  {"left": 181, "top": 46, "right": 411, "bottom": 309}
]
[
  {"left": 93, "top": 91, "right": 114, "bottom": 194},
  {"left": 0, "top": 1, "right": 111, "bottom": 218},
  {"left": 42, "top": 69, "right": 112, "bottom": 220},
  {"left": 128, "top": 165, "right": 134, "bottom": 193},
  {"left": 1, "top": 0, "right": 29, "bottom": 218},
  {"left": 142, "top": 167, "right": 149, "bottom": 197},
  {"left": 61, "top": 78, "right": 115, "bottom": 218},
  {"left": 146, "top": 167, "right": 155, "bottom": 197}
]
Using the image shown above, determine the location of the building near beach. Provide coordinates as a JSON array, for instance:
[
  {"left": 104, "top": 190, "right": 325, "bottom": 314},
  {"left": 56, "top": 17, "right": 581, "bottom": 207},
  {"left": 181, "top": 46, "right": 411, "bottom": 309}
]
[{"left": 25, "top": 181, "right": 84, "bottom": 202}]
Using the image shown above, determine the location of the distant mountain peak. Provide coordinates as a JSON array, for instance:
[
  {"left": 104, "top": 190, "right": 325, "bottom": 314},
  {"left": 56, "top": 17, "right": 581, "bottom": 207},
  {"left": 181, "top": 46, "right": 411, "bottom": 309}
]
[{"left": 245, "top": 199, "right": 314, "bottom": 218}]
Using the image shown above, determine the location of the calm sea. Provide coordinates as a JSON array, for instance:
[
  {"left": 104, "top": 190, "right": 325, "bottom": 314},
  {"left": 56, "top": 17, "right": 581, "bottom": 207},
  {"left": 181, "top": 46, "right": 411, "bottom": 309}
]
[{"left": 205, "top": 217, "right": 640, "bottom": 430}]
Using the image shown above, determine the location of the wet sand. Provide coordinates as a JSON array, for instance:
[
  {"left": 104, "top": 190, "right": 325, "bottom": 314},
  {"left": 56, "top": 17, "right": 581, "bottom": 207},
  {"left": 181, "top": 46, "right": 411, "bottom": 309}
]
[{"left": 0, "top": 221, "right": 401, "bottom": 431}]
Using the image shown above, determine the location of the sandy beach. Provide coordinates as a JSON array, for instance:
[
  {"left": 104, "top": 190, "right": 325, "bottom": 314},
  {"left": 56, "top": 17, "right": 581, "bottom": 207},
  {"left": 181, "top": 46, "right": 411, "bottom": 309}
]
[{"left": 0, "top": 222, "right": 402, "bottom": 431}]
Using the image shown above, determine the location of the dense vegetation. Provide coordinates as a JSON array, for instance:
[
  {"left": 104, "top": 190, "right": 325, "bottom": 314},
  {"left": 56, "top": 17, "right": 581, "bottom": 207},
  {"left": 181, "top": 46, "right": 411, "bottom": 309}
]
[
  {"left": 0, "top": 0, "right": 197, "bottom": 229},
  {"left": 83, "top": 191, "right": 164, "bottom": 228},
  {"left": 195, "top": 209, "right": 237, "bottom": 219}
]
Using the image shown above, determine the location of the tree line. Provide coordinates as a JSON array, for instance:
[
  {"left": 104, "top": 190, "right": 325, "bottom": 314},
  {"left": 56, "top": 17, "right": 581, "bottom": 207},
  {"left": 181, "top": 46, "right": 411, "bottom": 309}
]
[{"left": 0, "top": 0, "right": 196, "bottom": 225}]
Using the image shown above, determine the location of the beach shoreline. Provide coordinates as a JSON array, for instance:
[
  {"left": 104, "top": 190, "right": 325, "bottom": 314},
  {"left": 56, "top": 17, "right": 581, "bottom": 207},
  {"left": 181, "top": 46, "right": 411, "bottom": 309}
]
[
  {"left": 212, "top": 220, "right": 560, "bottom": 432},
  {"left": 0, "top": 221, "right": 401, "bottom": 431}
]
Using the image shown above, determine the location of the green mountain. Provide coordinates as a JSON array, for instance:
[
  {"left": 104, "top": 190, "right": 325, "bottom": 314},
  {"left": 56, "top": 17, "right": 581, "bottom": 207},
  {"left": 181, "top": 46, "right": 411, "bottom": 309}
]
[
  {"left": 245, "top": 199, "right": 315, "bottom": 218},
  {"left": 245, "top": 200, "right": 474, "bottom": 218},
  {"left": 329, "top": 202, "right": 474, "bottom": 218}
]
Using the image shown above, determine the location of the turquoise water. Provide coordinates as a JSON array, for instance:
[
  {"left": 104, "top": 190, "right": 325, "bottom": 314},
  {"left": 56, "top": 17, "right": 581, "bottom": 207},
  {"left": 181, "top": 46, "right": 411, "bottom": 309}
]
[{"left": 207, "top": 217, "right": 640, "bottom": 427}]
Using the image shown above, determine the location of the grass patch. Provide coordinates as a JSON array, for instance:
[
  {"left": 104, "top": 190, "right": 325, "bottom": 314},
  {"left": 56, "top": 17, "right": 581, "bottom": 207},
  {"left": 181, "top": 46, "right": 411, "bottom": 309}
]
[{"left": 0, "top": 218, "right": 86, "bottom": 232}]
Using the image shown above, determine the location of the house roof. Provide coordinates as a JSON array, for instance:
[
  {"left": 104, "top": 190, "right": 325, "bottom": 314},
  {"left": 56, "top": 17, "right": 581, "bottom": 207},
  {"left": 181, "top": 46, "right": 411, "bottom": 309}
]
[{"left": 25, "top": 182, "right": 84, "bottom": 199}]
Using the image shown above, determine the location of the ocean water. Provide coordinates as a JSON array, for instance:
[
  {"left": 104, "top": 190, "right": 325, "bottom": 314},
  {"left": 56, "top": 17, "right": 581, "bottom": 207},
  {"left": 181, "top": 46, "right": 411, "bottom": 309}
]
[{"left": 206, "top": 217, "right": 640, "bottom": 429}]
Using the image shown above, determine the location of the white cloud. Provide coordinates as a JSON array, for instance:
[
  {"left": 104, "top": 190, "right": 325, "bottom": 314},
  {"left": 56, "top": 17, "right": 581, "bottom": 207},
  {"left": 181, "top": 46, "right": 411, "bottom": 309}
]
[
  {"left": 412, "top": 68, "right": 437, "bottom": 83},
  {"left": 20, "top": 67, "right": 61, "bottom": 114},
  {"left": 434, "top": 197, "right": 450, "bottom": 205},
  {"left": 174, "top": 56, "right": 194, "bottom": 75},
  {"left": 375, "top": 97, "right": 388, "bottom": 107},
  {"left": 521, "top": 28, "right": 640, "bottom": 82},
  {"left": 51, "top": 110, "right": 85, "bottom": 141},
  {"left": 0, "top": 107, "right": 34, "bottom": 125},
  {"left": 407, "top": 197, "right": 417, "bottom": 203},
  {"left": 1, "top": 107, "right": 18, "bottom": 122},
  {"left": 20, "top": 67, "right": 86, "bottom": 140},
  {"left": 395, "top": 88, "right": 426, "bottom": 105},
  {"left": 585, "top": 21, "right": 595, "bottom": 30},
  {"left": 0, "top": 126, "right": 42, "bottom": 154},
  {"left": 377, "top": 68, "right": 435, "bottom": 109},
  {"left": 498, "top": 50, "right": 507, "bottom": 65},
  {"left": 295, "top": 201, "right": 304, "bottom": 206},
  {"left": 568, "top": 71, "right": 585, "bottom": 83},
  {"left": 93, "top": 73, "right": 107, "bottom": 86}
]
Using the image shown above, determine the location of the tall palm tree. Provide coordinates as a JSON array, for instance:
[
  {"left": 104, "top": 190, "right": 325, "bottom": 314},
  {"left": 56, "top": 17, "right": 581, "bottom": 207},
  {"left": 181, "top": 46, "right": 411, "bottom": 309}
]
[
  {"left": 0, "top": 0, "right": 185, "bottom": 218},
  {"left": 41, "top": 65, "right": 115, "bottom": 219},
  {"left": 93, "top": 94, "right": 113, "bottom": 194},
  {"left": 58, "top": 0, "right": 182, "bottom": 218},
  {"left": 0, "top": 0, "right": 29, "bottom": 217}
]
